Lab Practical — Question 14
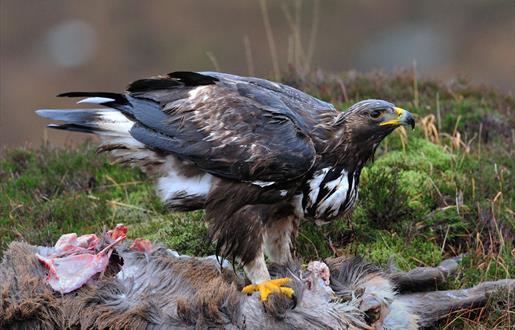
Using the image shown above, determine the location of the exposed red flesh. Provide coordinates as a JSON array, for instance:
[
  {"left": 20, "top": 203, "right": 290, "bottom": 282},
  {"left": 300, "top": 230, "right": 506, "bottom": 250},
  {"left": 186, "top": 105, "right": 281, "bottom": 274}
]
[{"left": 36, "top": 226, "right": 128, "bottom": 293}]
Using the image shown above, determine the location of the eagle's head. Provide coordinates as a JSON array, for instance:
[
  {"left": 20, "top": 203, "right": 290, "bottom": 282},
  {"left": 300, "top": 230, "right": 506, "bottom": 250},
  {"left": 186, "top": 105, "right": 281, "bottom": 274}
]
[
  {"left": 326, "top": 100, "right": 415, "bottom": 168},
  {"left": 302, "top": 99, "right": 414, "bottom": 220},
  {"left": 336, "top": 99, "right": 414, "bottom": 141}
]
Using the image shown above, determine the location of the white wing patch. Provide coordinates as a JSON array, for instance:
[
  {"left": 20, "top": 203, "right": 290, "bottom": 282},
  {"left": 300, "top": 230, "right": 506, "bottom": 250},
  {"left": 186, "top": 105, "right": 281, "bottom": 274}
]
[
  {"left": 306, "top": 167, "right": 330, "bottom": 208},
  {"left": 302, "top": 167, "right": 359, "bottom": 219},
  {"left": 316, "top": 170, "right": 349, "bottom": 218}
]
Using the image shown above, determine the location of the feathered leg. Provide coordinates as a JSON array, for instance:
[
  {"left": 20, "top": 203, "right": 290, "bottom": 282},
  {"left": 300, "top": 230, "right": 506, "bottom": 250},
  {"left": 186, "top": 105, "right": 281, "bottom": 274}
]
[
  {"left": 241, "top": 215, "right": 298, "bottom": 301},
  {"left": 205, "top": 183, "right": 296, "bottom": 302},
  {"left": 263, "top": 215, "right": 298, "bottom": 264},
  {"left": 243, "top": 250, "right": 269, "bottom": 283}
]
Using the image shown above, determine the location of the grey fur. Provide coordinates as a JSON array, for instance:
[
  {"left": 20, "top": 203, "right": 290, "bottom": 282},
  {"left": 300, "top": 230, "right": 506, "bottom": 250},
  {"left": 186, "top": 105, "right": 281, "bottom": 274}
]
[{"left": 2, "top": 240, "right": 512, "bottom": 329}]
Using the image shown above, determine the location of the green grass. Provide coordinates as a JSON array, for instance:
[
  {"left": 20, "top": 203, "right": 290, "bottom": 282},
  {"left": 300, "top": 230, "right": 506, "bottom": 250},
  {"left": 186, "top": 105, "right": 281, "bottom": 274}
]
[{"left": 1, "top": 71, "right": 513, "bottom": 329}]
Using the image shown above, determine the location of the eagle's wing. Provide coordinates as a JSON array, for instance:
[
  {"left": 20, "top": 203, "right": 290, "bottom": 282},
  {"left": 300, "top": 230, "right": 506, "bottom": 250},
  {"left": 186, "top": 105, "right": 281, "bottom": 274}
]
[{"left": 91, "top": 71, "right": 337, "bottom": 184}]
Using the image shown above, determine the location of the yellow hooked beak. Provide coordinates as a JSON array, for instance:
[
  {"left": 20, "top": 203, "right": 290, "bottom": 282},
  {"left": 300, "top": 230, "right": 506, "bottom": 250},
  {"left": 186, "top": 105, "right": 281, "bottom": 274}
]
[{"left": 379, "top": 107, "right": 415, "bottom": 129}]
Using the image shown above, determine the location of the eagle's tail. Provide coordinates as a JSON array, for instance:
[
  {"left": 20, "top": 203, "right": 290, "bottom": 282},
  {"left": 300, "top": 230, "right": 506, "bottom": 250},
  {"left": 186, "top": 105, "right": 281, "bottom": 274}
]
[
  {"left": 36, "top": 91, "right": 134, "bottom": 137},
  {"left": 35, "top": 108, "right": 133, "bottom": 137},
  {"left": 36, "top": 92, "right": 213, "bottom": 211},
  {"left": 36, "top": 93, "right": 161, "bottom": 173}
]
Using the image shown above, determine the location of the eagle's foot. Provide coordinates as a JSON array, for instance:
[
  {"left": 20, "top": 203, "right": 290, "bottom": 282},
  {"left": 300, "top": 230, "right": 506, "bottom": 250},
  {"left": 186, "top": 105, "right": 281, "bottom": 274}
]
[{"left": 242, "top": 277, "right": 294, "bottom": 301}]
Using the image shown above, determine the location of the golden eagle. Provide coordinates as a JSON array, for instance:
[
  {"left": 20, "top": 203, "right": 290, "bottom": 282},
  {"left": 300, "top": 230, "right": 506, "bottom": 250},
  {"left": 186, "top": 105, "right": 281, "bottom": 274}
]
[{"left": 37, "top": 71, "right": 414, "bottom": 301}]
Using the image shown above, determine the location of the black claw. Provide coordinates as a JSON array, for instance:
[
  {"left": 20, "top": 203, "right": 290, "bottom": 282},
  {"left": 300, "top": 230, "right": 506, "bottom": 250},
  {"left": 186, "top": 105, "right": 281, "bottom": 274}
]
[{"left": 408, "top": 117, "right": 416, "bottom": 130}]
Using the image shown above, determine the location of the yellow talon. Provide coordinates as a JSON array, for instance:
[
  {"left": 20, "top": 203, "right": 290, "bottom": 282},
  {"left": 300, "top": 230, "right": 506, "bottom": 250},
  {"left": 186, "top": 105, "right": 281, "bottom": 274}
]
[{"left": 242, "top": 277, "right": 295, "bottom": 301}]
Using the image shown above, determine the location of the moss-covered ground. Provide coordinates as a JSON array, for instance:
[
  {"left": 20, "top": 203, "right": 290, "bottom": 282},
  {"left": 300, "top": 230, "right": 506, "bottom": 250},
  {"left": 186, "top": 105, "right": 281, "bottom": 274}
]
[{"left": 1, "top": 71, "right": 513, "bottom": 329}]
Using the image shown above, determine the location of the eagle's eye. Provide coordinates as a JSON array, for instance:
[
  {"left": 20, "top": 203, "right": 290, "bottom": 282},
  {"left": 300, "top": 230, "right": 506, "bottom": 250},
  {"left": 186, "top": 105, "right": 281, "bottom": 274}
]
[{"left": 369, "top": 110, "right": 383, "bottom": 119}]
